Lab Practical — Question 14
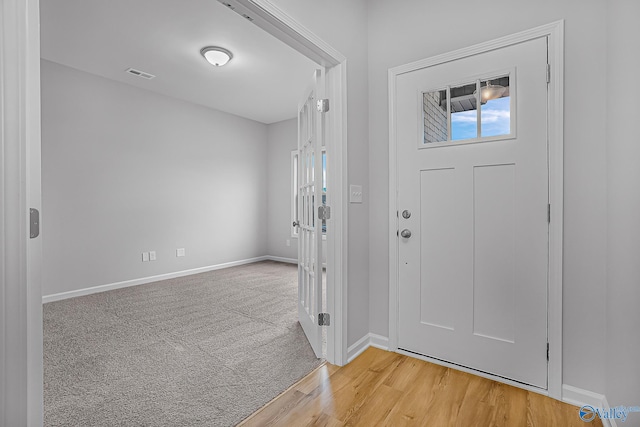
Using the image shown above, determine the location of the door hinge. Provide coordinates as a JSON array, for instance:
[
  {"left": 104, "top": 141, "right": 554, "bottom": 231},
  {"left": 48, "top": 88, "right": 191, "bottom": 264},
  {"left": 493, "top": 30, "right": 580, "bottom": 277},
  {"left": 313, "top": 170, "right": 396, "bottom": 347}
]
[
  {"left": 317, "top": 98, "right": 330, "bottom": 113},
  {"left": 546, "top": 64, "right": 551, "bottom": 84},
  {"left": 547, "top": 342, "right": 550, "bottom": 361},
  {"left": 319, "top": 313, "right": 330, "bottom": 326},
  {"left": 318, "top": 205, "right": 331, "bottom": 220},
  {"left": 30, "top": 208, "right": 40, "bottom": 239},
  {"left": 548, "top": 204, "right": 551, "bottom": 223}
]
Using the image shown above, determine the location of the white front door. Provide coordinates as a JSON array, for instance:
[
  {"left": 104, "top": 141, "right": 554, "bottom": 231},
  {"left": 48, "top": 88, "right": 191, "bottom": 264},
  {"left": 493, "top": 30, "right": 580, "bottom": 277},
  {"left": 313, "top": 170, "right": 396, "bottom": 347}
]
[
  {"left": 296, "top": 69, "right": 325, "bottom": 358},
  {"left": 396, "top": 37, "right": 549, "bottom": 388}
]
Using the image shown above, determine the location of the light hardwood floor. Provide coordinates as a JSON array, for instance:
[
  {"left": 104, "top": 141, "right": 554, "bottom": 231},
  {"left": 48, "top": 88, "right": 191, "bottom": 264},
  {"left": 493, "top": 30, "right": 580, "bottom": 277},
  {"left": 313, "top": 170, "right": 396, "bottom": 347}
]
[{"left": 241, "top": 347, "right": 601, "bottom": 427}]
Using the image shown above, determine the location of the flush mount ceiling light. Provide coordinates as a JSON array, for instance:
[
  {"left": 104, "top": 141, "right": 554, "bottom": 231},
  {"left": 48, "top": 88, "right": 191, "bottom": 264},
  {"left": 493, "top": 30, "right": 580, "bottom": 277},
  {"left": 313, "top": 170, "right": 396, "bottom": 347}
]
[
  {"left": 200, "top": 46, "right": 233, "bottom": 67},
  {"left": 474, "top": 80, "right": 507, "bottom": 103}
]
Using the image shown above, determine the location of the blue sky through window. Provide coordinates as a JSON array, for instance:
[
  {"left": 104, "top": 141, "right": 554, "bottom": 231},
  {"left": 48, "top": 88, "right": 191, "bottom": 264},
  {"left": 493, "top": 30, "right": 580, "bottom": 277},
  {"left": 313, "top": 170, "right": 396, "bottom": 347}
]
[
  {"left": 451, "top": 96, "right": 510, "bottom": 140},
  {"left": 451, "top": 109, "right": 477, "bottom": 140}
]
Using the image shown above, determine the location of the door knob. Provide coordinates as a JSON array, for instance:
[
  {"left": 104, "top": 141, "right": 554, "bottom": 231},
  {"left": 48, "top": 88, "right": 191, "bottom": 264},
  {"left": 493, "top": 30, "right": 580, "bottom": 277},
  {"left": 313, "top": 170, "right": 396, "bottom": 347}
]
[
  {"left": 293, "top": 220, "right": 300, "bottom": 227},
  {"left": 400, "top": 229, "right": 412, "bottom": 238}
]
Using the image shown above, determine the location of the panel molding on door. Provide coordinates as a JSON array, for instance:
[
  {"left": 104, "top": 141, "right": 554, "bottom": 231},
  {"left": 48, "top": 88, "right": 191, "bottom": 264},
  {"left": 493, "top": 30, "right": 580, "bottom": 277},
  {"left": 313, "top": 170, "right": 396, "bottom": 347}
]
[
  {"left": 472, "top": 163, "right": 516, "bottom": 344},
  {"left": 418, "top": 167, "right": 458, "bottom": 331}
]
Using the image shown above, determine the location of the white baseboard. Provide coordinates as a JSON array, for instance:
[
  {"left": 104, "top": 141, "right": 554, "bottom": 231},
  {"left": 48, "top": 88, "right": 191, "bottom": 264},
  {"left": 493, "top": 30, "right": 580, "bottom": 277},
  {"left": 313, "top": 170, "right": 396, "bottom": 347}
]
[
  {"left": 265, "top": 255, "right": 297, "bottom": 264},
  {"left": 369, "top": 333, "right": 390, "bottom": 350},
  {"left": 563, "top": 384, "right": 607, "bottom": 408},
  {"left": 347, "top": 333, "right": 390, "bottom": 362},
  {"left": 42, "top": 256, "right": 270, "bottom": 303},
  {"left": 563, "top": 385, "right": 616, "bottom": 427},
  {"left": 347, "top": 334, "right": 371, "bottom": 362}
]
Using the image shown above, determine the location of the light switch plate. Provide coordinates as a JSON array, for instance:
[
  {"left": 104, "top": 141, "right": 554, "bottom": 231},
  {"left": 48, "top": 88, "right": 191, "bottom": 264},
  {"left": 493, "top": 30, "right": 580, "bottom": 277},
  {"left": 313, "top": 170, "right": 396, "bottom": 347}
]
[
  {"left": 149, "top": 251, "right": 157, "bottom": 261},
  {"left": 176, "top": 248, "right": 185, "bottom": 257},
  {"left": 350, "top": 184, "right": 363, "bottom": 203},
  {"left": 142, "top": 252, "right": 149, "bottom": 262}
]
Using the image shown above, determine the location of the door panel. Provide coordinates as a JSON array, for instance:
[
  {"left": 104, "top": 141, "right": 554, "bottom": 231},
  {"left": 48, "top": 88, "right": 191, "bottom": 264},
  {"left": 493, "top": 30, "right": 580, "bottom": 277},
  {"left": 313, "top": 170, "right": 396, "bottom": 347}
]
[
  {"left": 397, "top": 37, "right": 549, "bottom": 388},
  {"left": 419, "top": 168, "right": 459, "bottom": 330},
  {"left": 472, "top": 163, "right": 516, "bottom": 343},
  {"left": 297, "top": 69, "right": 325, "bottom": 358}
]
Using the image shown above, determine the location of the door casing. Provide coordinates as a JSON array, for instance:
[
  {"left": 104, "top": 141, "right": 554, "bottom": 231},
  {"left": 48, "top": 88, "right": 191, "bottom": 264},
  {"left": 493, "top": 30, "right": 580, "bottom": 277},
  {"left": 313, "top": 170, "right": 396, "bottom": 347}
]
[
  {"left": 388, "top": 20, "right": 565, "bottom": 400},
  {"left": 1, "top": 0, "right": 44, "bottom": 425},
  {"left": 227, "top": 0, "right": 350, "bottom": 366}
]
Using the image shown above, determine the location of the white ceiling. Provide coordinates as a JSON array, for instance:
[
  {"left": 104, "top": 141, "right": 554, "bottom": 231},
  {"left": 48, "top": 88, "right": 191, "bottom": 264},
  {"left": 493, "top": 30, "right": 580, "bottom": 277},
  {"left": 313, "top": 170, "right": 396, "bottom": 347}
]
[{"left": 40, "top": 0, "right": 319, "bottom": 124}]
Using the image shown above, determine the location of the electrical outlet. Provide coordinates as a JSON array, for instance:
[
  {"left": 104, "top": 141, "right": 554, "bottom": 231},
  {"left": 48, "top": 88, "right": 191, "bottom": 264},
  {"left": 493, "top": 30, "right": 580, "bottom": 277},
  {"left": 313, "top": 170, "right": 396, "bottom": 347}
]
[
  {"left": 176, "top": 248, "right": 185, "bottom": 257},
  {"left": 286, "top": 239, "right": 290, "bottom": 247},
  {"left": 149, "top": 251, "right": 156, "bottom": 261},
  {"left": 142, "top": 252, "right": 149, "bottom": 262}
]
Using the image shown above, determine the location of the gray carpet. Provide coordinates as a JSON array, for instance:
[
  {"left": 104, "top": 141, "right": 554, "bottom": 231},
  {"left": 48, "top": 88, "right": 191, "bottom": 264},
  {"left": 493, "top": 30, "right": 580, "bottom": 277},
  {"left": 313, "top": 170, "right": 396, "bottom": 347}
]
[{"left": 43, "top": 261, "right": 322, "bottom": 426}]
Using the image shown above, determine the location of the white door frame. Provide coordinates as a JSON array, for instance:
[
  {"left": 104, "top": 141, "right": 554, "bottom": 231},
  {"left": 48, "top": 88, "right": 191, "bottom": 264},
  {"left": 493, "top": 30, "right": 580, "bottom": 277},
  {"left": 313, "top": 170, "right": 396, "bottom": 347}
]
[
  {"left": 1, "top": 2, "right": 349, "bottom": 421},
  {"left": 1, "top": 0, "right": 44, "bottom": 424},
  {"left": 388, "top": 21, "right": 564, "bottom": 400},
  {"left": 223, "top": 0, "right": 348, "bottom": 366}
]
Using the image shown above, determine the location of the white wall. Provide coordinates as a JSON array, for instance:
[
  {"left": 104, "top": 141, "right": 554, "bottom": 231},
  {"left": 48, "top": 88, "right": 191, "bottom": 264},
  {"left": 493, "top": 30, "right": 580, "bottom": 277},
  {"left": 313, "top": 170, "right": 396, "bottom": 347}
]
[
  {"left": 41, "top": 60, "right": 268, "bottom": 296},
  {"left": 367, "top": 0, "right": 608, "bottom": 396},
  {"left": 606, "top": 0, "right": 640, "bottom": 407},
  {"left": 266, "top": 118, "right": 297, "bottom": 260},
  {"left": 269, "top": 0, "right": 370, "bottom": 348}
]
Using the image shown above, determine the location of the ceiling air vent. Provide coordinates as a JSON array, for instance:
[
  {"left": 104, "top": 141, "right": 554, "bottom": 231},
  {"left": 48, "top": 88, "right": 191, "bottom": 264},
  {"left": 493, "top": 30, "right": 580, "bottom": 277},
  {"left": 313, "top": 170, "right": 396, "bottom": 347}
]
[{"left": 125, "top": 68, "right": 155, "bottom": 80}]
